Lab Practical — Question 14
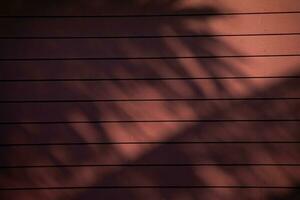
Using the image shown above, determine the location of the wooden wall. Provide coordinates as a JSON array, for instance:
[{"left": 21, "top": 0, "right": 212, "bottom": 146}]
[{"left": 0, "top": 0, "right": 300, "bottom": 199}]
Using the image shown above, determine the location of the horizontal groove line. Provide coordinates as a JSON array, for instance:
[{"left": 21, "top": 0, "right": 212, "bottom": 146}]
[
  {"left": 0, "top": 97, "right": 299, "bottom": 104},
  {"left": 1, "top": 76, "right": 299, "bottom": 82},
  {"left": 0, "top": 54, "right": 299, "bottom": 61},
  {"left": 1, "top": 32, "right": 300, "bottom": 39},
  {"left": 1, "top": 141, "right": 299, "bottom": 147},
  {"left": 1, "top": 164, "right": 299, "bottom": 169},
  {"left": 0, "top": 119, "right": 299, "bottom": 125},
  {"left": 1, "top": 11, "right": 300, "bottom": 18},
  {"left": 0, "top": 186, "right": 298, "bottom": 191}
]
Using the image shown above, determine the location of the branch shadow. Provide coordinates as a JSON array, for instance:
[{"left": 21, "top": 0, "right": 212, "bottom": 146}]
[{"left": 0, "top": 1, "right": 299, "bottom": 200}]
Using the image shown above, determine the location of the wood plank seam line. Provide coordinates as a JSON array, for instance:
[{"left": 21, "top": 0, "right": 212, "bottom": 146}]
[
  {"left": 0, "top": 119, "right": 299, "bottom": 125},
  {"left": 1, "top": 164, "right": 300, "bottom": 169},
  {"left": 1, "top": 186, "right": 299, "bottom": 191},
  {"left": 1, "top": 76, "right": 299, "bottom": 82},
  {"left": 1, "top": 11, "right": 300, "bottom": 18},
  {"left": 1, "top": 32, "right": 300, "bottom": 39},
  {"left": 1, "top": 54, "right": 299, "bottom": 61},
  {"left": 0, "top": 98, "right": 299, "bottom": 104},
  {"left": 1, "top": 141, "right": 299, "bottom": 147}
]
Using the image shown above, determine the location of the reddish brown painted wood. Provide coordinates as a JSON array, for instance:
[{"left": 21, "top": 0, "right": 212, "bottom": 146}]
[
  {"left": 0, "top": 14, "right": 299, "bottom": 37},
  {"left": 1, "top": 1, "right": 300, "bottom": 200},
  {"left": 2, "top": 166, "right": 299, "bottom": 188},
  {"left": 1, "top": 36, "right": 300, "bottom": 59},
  {"left": 1, "top": 122, "right": 299, "bottom": 144},
  {"left": 0, "top": 57, "right": 299, "bottom": 80}
]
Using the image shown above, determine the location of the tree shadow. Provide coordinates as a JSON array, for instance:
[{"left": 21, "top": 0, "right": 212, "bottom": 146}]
[{"left": 0, "top": 0, "right": 299, "bottom": 200}]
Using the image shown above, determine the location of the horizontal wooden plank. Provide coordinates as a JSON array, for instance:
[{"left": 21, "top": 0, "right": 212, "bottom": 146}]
[
  {"left": 0, "top": 13, "right": 299, "bottom": 37},
  {"left": 1, "top": 143, "right": 299, "bottom": 166},
  {"left": 1, "top": 122, "right": 299, "bottom": 144},
  {"left": 0, "top": 57, "right": 299, "bottom": 80},
  {"left": 1, "top": 166, "right": 299, "bottom": 188},
  {"left": 1, "top": 188, "right": 298, "bottom": 200},
  {"left": 0, "top": 77, "right": 299, "bottom": 101},
  {"left": 1, "top": 99, "right": 299, "bottom": 122},
  {"left": 0, "top": 0, "right": 299, "bottom": 16},
  {"left": 0, "top": 35, "right": 299, "bottom": 59}
]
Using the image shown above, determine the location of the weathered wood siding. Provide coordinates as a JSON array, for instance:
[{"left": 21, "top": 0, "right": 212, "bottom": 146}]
[{"left": 0, "top": 0, "right": 300, "bottom": 199}]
